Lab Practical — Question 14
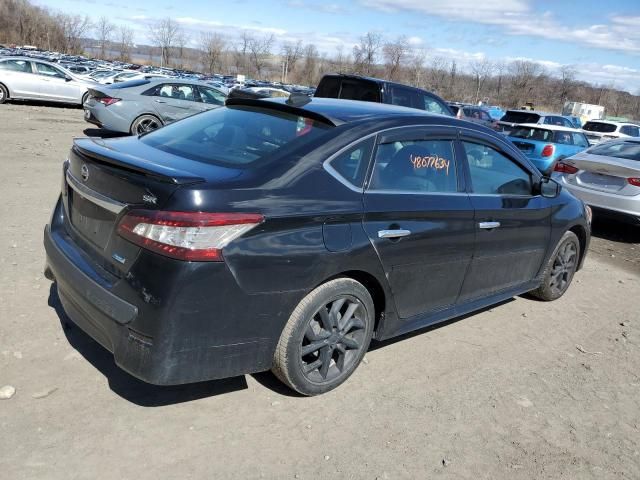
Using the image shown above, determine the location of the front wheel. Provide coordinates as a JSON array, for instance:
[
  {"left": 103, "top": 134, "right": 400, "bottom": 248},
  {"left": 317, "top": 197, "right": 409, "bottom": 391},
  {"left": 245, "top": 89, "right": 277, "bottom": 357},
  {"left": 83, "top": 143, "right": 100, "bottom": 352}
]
[
  {"left": 530, "top": 231, "right": 580, "bottom": 301},
  {"left": 272, "top": 278, "right": 375, "bottom": 396}
]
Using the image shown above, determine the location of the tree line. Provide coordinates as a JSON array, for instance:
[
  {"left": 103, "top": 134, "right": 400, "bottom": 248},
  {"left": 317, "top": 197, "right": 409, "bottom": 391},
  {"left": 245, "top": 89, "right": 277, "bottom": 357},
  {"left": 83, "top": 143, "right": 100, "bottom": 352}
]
[{"left": 1, "top": 1, "right": 638, "bottom": 119}]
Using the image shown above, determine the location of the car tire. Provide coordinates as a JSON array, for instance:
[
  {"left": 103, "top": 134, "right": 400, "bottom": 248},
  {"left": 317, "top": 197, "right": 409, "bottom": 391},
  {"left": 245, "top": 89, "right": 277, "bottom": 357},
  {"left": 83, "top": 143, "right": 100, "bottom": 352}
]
[
  {"left": 272, "top": 278, "right": 375, "bottom": 396},
  {"left": 81, "top": 92, "right": 88, "bottom": 106},
  {"left": 130, "top": 114, "right": 162, "bottom": 135},
  {"left": 530, "top": 231, "right": 580, "bottom": 301},
  {"left": 0, "top": 83, "right": 8, "bottom": 104}
]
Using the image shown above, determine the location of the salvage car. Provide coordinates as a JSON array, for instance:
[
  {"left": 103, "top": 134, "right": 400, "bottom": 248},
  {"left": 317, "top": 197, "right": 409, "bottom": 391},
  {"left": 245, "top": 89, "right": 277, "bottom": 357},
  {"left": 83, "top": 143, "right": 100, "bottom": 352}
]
[
  {"left": 44, "top": 97, "right": 591, "bottom": 396},
  {"left": 496, "top": 110, "right": 576, "bottom": 135},
  {"left": 552, "top": 138, "right": 640, "bottom": 223},
  {"left": 507, "top": 124, "right": 590, "bottom": 174},
  {"left": 448, "top": 103, "right": 497, "bottom": 129},
  {"left": 0, "top": 56, "right": 98, "bottom": 105},
  {"left": 83, "top": 78, "right": 227, "bottom": 134}
]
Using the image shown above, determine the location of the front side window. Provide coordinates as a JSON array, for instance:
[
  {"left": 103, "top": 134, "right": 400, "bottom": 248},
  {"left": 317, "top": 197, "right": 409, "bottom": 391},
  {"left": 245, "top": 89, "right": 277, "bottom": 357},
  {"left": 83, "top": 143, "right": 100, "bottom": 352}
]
[
  {"left": 369, "top": 139, "right": 457, "bottom": 193},
  {"left": 422, "top": 95, "right": 449, "bottom": 115},
  {"left": 328, "top": 138, "right": 374, "bottom": 188},
  {"left": 0, "top": 59, "right": 31, "bottom": 73},
  {"left": 34, "top": 63, "right": 65, "bottom": 78},
  {"left": 198, "top": 86, "right": 226, "bottom": 105},
  {"left": 462, "top": 142, "right": 532, "bottom": 196},
  {"left": 554, "top": 131, "right": 573, "bottom": 145}
]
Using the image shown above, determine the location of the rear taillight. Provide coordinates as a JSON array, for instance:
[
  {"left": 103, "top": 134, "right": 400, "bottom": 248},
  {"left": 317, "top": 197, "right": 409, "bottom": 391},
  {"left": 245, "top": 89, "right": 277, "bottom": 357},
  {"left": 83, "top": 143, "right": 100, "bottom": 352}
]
[
  {"left": 541, "top": 144, "right": 555, "bottom": 157},
  {"left": 97, "top": 96, "right": 121, "bottom": 106},
  {"left": 628, "top": 178, "right": 640, "bottom": 187},
  {"left": 117, "top": 210, "right": 264, "bottom": 261},
  {"left": 554, "top": 162, "right": 579, "bottom": 174}
]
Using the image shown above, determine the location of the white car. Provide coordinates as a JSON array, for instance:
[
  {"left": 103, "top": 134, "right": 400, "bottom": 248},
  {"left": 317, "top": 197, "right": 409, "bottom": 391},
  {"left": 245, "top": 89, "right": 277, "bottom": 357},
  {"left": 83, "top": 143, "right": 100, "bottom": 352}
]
[
  {"left": 0, "top": 56, "right": 98, "bottom": 105},
  {"left": 582, "top": 121, "right": 640, "bottom": 145}
]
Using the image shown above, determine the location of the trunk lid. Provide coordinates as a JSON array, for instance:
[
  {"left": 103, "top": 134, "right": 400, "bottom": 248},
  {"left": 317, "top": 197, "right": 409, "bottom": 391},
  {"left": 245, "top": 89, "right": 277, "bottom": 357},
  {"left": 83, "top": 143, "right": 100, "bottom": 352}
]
[
  {"left": 563, "top": 153, "right": 640, "bottom": 196},
  {"left": 64, "top": 137, "right": 215, "bottom": 275}
]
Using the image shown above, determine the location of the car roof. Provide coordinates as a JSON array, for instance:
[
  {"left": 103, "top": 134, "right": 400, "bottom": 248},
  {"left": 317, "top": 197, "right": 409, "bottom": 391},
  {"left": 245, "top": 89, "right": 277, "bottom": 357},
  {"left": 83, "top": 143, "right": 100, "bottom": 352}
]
[{"left": 514, "top": 123, "right": 582, "bottom": 132}]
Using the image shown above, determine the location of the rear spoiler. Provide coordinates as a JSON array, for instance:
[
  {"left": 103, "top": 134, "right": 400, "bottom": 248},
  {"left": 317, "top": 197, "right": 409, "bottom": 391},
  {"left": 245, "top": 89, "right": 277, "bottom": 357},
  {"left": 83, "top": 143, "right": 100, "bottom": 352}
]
[
  {"left": 225, "top": 97, "right": 342, "bottom": 127},
  {"left": 72, "top": 138, "right": 205, "bottom": 185}
]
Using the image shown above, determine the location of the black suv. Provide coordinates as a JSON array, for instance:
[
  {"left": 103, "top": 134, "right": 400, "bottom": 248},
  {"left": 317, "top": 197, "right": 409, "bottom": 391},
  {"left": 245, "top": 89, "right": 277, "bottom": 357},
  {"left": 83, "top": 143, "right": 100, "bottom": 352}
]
[{"left": 315, "top": 74, "right": 453, "bottom": 116}]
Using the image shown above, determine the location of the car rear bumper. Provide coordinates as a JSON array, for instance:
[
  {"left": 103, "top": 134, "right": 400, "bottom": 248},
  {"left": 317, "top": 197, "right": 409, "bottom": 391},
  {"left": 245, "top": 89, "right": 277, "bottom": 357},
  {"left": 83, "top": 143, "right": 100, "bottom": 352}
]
[
  {"left": 555, "top": 175, "right": 640, "bottom": 220},
  {"left": 84, "top": 102, "right": 131, "bottom": 134},
  {"left": 43, "top": 197, "right": 294, "bottom": 385}
]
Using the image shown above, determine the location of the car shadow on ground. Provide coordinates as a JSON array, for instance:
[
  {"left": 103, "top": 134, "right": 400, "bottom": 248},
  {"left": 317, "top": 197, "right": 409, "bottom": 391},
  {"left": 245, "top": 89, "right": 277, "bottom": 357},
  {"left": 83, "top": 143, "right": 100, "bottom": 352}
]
[
  {"left": 5, "top": 99, "right": 83, "bottom": 109},
  {"left": 47, "top": 284, "right": 249, "bottom": 406},
  {"left": 591, "top": 215, "right": 640, "bottom": 244}
]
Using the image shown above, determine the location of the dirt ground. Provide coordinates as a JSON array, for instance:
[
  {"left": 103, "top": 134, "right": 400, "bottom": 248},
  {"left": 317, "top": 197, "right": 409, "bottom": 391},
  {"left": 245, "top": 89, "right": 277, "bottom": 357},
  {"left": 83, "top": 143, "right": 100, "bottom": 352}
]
[{"left": 0, "top": 102, "right": 639, "bottom": 480}]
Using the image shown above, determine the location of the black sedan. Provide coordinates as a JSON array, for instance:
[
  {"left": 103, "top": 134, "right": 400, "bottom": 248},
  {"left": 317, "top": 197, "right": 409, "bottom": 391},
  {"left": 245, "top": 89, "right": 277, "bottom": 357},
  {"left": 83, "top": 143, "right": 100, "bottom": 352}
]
[{"left": 43, "top": 97, "right": 591, "bottom": 396}]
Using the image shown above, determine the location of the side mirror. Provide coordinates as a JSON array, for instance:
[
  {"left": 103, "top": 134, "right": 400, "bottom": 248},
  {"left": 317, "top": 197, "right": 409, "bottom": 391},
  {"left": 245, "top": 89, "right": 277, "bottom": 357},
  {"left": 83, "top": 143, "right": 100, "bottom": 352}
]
[
  {"left": 65, "top": 75, "right": 72, "bottom": 82},
  {"left": 539, "top": 177, "right": 561, "bottom": 198}
]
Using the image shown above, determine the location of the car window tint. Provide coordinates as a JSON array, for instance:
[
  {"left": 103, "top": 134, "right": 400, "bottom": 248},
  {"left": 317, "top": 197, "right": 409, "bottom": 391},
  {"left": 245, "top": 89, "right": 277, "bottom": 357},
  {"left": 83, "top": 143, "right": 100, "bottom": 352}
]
[
  {"left": 572, "top": 133, "right": 589, "bottom": 148},
  {"left": 583, "top": 122, "right": 616, "bottom": 133},
  {"left": 157, "top": 84, "right": 196, "bottom": 101},
  {"left": 329, "top": 138, "right": 374, "bottom": 188},
  {"left": 199, "top": 87, "right": 226, "bottom": 105},
  {"left": 35, "top": 63, "right": 65, "bottom": 78},
  {"left": 369, "top": 140, "right": 457, "bottom": 193},
  {"left": 339, "top": 79, "right": 380, "bottom": 102},
  {"left": 478, "top": 110, "right": 491, "bottom": 121},
  {"left": 0, "top": 59, "right": 31, "bottom": 73},
  {"left": 423, "top": 95, "right": 449, "bottom": 115},
  {"left": 510, "top": 127, "right": 553, "bottom": 141},
  {"left": 588, "top": 140, "right": 640, "bottom": 161},
  {"left": 463, "top": 142, "right": 532, "bottom": 196},
  {"left": 554, "top": 132, "right": 573, "bottom": 145}
]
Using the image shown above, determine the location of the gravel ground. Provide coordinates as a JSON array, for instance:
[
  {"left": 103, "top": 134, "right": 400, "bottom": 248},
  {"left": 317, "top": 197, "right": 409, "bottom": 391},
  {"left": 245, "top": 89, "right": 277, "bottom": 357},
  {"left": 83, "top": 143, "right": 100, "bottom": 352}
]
[{"left": 0, "top": 102, "right": 639, "bottom": 480}]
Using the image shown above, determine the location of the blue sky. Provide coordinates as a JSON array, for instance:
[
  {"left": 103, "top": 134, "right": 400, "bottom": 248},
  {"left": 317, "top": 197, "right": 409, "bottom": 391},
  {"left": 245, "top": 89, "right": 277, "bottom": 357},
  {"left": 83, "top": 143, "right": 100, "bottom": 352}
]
[{"left": 35, "top": 0, "right": 640, "bottom": 91}]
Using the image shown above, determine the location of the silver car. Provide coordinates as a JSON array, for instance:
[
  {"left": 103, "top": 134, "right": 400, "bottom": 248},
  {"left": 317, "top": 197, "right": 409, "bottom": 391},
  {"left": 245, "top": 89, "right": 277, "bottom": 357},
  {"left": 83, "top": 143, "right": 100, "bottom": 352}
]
[
  {"left": 0, "top": 56, "right": 98, "bottom": 105},
  {"left": 84, "top": 78, "right": 227, "bottom": 135},
  {"left": 552, "top": 138, "right": 640, "bottom": 223}
]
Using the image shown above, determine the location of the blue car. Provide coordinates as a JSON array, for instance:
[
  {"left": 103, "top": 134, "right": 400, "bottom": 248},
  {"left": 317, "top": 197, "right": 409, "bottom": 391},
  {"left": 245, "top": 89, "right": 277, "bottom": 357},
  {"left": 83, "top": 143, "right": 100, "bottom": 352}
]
[
  {"left": 507, "top": 124, "right": 590, "bottom": 174},
  {"left": 487, "top": 105, "right": 505, "bottom": 121}
]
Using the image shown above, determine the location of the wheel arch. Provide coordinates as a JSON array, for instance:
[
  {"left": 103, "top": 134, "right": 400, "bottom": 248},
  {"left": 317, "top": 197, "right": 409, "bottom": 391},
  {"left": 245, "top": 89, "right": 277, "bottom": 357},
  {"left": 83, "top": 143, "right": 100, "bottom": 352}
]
[
  {"left": 0, "top": 81, "right": 10, "bottom": 98},
  {"left": 568, "top": 224, "right": 588, "bottom": 270},
  {"left": 130, "top": 112, "right": 163, "bottom": 134},
  {"left": 322, "top": 270, "right": 387, "bottom": 337}
]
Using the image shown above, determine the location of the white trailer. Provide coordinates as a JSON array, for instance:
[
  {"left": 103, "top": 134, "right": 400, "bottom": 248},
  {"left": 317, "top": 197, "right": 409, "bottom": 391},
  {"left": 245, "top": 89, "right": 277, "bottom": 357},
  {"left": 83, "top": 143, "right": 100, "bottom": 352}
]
[{"left": 562, "top": 101, "right": 605, "bottom": 124}]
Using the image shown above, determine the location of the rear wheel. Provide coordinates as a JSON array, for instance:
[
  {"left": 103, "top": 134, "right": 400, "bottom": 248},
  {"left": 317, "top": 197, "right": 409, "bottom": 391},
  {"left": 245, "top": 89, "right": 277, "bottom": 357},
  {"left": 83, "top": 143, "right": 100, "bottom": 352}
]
[
  {"left": 272, "top": 278, "right": 375, "bottom": 396},
  {"left": 0, "top": 84, "right": 8, "bottom": 104},
  {"left": 130, "top": 114, "right": 162, "bottom": 135},
  {"left": 530, "top": 231, "right": 580, "bottom": 301},
  {"left": 81, "top": 91, "right": 88, "bottom": 106}
]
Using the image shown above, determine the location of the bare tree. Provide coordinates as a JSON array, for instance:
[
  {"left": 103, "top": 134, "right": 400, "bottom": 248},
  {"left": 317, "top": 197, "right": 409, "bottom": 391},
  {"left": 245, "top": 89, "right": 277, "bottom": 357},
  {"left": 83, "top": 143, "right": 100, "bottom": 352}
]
[
  {"left": 94, "top": 16, "right": 112, "bottom": 59},
  {"left": 470, "top": 58, "right": 493, "bottom": 104},
  {"left": 382, "top": 35, "right": 409, "bottom": 81},
  {"left": 508, "top": 60, "right": 546, "bottom": 107},
  {"left": 199, "top": 31, "right": 226, "bottom": 74},
  {"left": 407, "top": 49, "right": 426, "bottom": 88},
  {"left": 232, "top": 31, "right": 252, "bottom": 74},
  {"left": 299, "top": 43, "right": 318, "bottom": 85},
  {"left": 353, "top": 31, "right": 382, "bottom": 75},
  {"left": 116, "top": 25, "right": 134, "bottom": 62},
  {"left": 57, "top": 13, "right": 92, "bottom": 54},
  {"left": 149, "top": 17, "right": 180, "bottom": 68},
  {"left": 557, "top": 65, "right": 576, "bottom": 108},
  {"left": 174, "top": 30, "right": 189, "bottom": 68},
  {"left": 247, "top": 33, "right": 274, "bottom": 78},
  {"left": 281, "top": 40, "right": 303, "bottom": 82}
]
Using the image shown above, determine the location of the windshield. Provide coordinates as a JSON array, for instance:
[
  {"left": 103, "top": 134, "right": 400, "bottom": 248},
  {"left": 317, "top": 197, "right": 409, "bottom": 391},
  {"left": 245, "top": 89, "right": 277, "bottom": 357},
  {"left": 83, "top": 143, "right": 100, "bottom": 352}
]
[
  {"left": 588, "top": 140, "right": 640, "bottom": 161},
  {"left": 583, "top": 122, "right": 616, "bottom": 133},
  {"left": 140, "top": 105, "right": 333, "bottom": 167},
  {"left": 501, "top": 111, "right": 541, "bottom": 123},
  {"left": 509, "top": 127, "right": 553, "bottom": 141}
]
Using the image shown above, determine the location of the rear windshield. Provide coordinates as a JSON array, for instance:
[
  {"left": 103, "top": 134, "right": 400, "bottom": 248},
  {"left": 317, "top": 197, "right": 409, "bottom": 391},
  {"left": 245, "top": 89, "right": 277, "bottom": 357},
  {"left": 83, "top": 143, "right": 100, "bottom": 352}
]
[
  {"left": 107, "top": 79, "right": 150, "bottom": 89},
  {"left": 583, "top": 122, "right": 616, "bottom": 133},
  {"left": 501, "top": 111, "right": 541, "bottom": 124},
  {"left": 509, "top": 127, "right": 553, "bottom": 141},
  {"left": 588, "top": 141, "right": 640, "bottom": 161},
  {"left": 140, "top": 105, "right": 332, "bottom": 167}
]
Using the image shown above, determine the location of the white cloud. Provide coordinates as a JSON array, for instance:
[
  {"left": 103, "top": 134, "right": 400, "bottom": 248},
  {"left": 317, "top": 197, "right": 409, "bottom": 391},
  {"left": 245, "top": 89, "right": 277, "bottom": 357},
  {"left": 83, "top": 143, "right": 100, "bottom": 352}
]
[{"left": 359, "top": 0, "right": 640, "bottom": 54}]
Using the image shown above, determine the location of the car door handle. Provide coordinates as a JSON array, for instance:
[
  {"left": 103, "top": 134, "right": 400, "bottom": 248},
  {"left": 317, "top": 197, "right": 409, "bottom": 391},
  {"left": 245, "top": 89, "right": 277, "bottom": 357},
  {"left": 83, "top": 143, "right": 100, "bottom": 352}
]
[
  {"left": 154, "top": 99, "right": 167, "bottom": 103},
  {"left": 378, "top": 229, "right": 411, "bottom": 239},
  {"left": 479, "top": 221, "right": 501, "bottom": 230}
]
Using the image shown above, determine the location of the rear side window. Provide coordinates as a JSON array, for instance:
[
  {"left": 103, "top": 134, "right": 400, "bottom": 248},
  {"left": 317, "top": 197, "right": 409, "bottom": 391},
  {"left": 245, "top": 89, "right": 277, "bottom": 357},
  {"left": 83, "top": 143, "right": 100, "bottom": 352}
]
[
  {"left": 553, "top": 131, "right": 574, "bottom": 145},
  {"left": 620, "top": 125, "right": 640, "bottom": 137},
  {"left": 0, "top": 59, "right": 31, "bottom": 73},
  {"left": 583, "top": 122, "right": 616, "bottom": 133},
  {"left": 369, "top": 140, "right": 458, "bottom": 193},
  {"left": 462, "top": 142, "right": 532, "bottom": 195},
  {"left": 501, "top": 111, "right": 541, "bottom": 124},
  {"left": 314, "top": 76, "right": 341, "bottom": 98},
  {"left": 328, "top": 138, "right": 374, "bottom": 188},
  {"left": 140, "top": 106, "right": 332, "bottom": 167},
  {"left": 572, "top": 133, "right": 589, "bottom": 148}
]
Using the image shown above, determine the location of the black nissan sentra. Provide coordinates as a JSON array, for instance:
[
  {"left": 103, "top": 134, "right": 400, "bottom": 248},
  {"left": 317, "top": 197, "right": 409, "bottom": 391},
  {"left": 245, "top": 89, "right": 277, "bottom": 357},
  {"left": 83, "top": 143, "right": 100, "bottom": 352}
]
[{"left": 44, "top": 97, "right": 591, "bottom": 395}]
